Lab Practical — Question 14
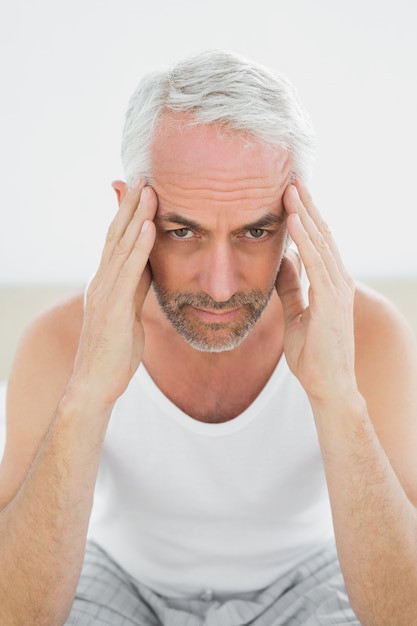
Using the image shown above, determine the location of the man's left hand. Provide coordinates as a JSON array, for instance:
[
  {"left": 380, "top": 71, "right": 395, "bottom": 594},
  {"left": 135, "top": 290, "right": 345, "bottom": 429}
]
[{"left": 276, "top": 181, "right": 357, "bottom": 407}]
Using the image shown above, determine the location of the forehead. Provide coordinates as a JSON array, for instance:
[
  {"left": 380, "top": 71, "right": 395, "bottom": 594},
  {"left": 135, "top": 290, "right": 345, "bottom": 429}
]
[{"left": 150, "top": 117, "right": 292, "bottom": 207}]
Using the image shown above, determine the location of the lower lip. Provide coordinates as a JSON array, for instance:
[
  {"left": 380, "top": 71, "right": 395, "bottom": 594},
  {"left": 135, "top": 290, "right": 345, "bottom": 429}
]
[{"left": 193, "top": 308, "right": 240, "bottom": 323}]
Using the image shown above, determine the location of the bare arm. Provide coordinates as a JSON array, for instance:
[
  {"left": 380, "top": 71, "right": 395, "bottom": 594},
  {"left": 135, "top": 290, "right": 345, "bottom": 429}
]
[
  {"left": 277, "top": 182, "right": 417, "bottom": 625},
  {"left": 0, "top": 181, "right": 157, "bottom": 625}
]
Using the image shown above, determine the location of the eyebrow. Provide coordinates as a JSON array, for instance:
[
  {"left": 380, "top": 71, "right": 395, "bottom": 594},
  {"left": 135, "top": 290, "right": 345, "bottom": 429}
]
[
  {"left": 156, "top": 210, "right": 285, "bottom": 232},
  {"left": 241, "top": 212, "right": 286, "bottom": 230},
  {"left": 155, "top": 213, "right": 203, "bottom": 231}
]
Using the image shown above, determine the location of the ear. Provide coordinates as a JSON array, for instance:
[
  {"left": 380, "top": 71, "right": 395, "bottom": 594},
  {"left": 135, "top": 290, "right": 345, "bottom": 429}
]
[{"left": 111, "top": 180, "right": 129, "bottom": 206}]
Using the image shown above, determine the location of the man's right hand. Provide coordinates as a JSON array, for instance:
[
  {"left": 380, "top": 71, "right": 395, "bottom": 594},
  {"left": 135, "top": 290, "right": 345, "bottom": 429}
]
[
  {"left": 0, "top": 182, "right": 157, "bottom": 625},
  {"left": 70, "top": 180, "right": 157, "bottom": 411}
]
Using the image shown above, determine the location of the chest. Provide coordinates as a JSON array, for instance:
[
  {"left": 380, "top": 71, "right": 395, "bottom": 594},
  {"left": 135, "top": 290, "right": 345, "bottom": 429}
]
[
  {"left": 143, "top": 354, "right": 281, "bottom": 423},
  {"left": 89, "top": 362, "right": 333, "bottom": 596},
  {"left": 100, "top": 362, "right": 324, "bottom": 511}
]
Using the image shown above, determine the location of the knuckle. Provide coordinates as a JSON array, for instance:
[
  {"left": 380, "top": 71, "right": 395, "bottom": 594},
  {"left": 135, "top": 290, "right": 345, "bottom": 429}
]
[
  {"left": 305, "top": 188, "right": 313, "bottom": 203},
  {"left": 317, "top": 233, "right": 328, "bottom": 249},
  {"left": 311, "top": 254, "right": 327, "bottom": 275},
  {"left": 118, "top": 263, "right": 132, "bottom": 280},
  {"left": 115, "top": 240, "right": 129, "bottom": 257},
  {"left": 106, "top": 221, "right": 118, "bottom": 243},
  {"left": 85, "top": 286, "right": 104, "bottom": 312},
  {"left": 85, "top": 278, "right": 103, "bottom": 305},
  {"left": 321, "top": 219, "right": 332, "bottom": 236}
]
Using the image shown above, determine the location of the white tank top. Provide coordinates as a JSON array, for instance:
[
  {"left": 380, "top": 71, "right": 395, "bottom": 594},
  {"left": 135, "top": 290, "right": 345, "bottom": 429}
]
[{"left": 88, "top": 355, "right": 334, "bottom": 598}]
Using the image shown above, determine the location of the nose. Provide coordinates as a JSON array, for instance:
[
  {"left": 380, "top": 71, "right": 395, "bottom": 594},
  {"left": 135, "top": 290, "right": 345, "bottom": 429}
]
[{"left": 198, "top": 240, "right": 240, "bottom": 303}]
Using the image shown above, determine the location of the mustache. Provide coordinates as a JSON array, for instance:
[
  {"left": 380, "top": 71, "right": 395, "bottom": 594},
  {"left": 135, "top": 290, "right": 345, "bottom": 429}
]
[{"left": 170, "top": 290, "right": 264, "bottom": 310}]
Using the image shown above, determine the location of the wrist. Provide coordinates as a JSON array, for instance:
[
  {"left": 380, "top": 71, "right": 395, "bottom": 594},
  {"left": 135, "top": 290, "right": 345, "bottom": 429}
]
[
  {"left": 309, "top": 387, "right": 370, "bottom": 444},
  {"left": 58, "top": 376, "right": 114, "bottom": 429}
]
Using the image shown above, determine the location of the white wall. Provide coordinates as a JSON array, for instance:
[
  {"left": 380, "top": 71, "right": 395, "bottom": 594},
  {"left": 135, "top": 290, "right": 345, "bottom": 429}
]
[{"left": 1, "top": 0, "right": 416, "bottom": 284}]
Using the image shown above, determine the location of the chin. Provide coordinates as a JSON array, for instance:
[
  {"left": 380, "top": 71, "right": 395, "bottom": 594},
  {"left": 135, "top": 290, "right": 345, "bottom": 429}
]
[{"left": 177, "top": 322, "right": 254, "bottom": 353}]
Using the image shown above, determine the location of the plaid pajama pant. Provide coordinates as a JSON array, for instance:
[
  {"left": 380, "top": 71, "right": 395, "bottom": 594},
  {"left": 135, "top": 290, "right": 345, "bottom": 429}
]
[{"left": 65, "top": 541, "right": 360, "bottom": 625}]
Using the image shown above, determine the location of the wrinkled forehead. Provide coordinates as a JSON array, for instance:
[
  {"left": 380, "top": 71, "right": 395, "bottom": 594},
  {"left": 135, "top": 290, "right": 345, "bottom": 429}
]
[{"left": 150, "top": 115, "right": 292, "bottom": 187}]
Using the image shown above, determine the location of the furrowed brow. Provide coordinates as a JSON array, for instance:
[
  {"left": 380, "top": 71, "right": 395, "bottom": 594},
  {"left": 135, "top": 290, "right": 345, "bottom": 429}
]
[
  {"left": 241, "top": 211, "right": 286, "bottom": 230},
  {"left": 155, "top": 210, "right": 285, "bottom": 233},
  {"left": 155, "top": 212, "right": 203, "bottom": 231}
]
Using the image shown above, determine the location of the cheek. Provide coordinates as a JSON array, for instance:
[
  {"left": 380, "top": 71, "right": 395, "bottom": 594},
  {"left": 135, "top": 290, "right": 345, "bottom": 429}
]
[
  {"left": 256, "top": 232, "right": 287, "bottom": 269},
  {"left": 256, "top": 235, "right": 288, "bottom": 284},
  {"left": 148, "top": 238, "right": 193, "bottom": 287}
]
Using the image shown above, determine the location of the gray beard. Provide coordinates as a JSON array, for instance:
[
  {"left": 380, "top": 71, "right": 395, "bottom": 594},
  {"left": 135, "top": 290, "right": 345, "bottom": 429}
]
[{"left": 152, "top": 282, "right": 275, "bottom": 353}]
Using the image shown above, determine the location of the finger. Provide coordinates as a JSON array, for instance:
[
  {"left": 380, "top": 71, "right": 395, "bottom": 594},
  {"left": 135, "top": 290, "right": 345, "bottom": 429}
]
[
  {"left": 89, "top": 218, "right": 156, "bottom": 321},
  {"left": 114, "top": 186, "right": 157, "bottom": 267},
  {"left": 286, "top": 184, "right": 332, "bottom": 258},
  {"left": 275, "top": 253, "right": 306, "bottom": 324},
  {"left": 112, "top": 218, "right": 156, "bottom": 305},
  {"left": 94, "top": 185, "right": 157, "bottom": 291},
  {"left": 98, "top": 179, "right": 147, "bottom": 271},
  {"left": 295, "top": 180, "right": 349, "bottom": 278},
  {"left": 284, "top": 185, "right": 345, "bottom": 289},
  {"left": 292, "top": 181, "right": 353, "bottom": 287}
]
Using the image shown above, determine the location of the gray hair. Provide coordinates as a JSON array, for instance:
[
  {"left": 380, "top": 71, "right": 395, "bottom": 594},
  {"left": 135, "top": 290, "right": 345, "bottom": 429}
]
[{"left": 121, "top": 49, "right": 316, "bottom": 186}]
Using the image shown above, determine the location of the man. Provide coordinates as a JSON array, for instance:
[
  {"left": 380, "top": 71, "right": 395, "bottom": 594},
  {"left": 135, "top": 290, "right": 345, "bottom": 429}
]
[{"left": 0, "top": 50, "right": 416, "bottom": 626}]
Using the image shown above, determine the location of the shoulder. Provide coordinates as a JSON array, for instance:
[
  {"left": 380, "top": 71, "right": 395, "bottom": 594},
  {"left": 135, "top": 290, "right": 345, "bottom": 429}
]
[
  {"left": 353, "top": 281, "right": 417, "bottom": 502},
  {"left": 9, "top": 292, "right": 85, "bottom": 384},
  {"left": 353, "top": 280, "right": 417, "bottom": 393},
  {"left": 0, "top": 292, "right": 85, "bottom": 503},
  {"left": 353, "top": 280, "right": 417, "bottom": 362},
  {"left": 6, "top": 290, "right": 85, "bottom": 412}
]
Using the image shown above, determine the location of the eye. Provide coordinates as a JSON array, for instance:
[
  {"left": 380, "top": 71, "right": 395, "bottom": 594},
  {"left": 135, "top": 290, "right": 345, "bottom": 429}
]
[
  {"left": 245, "top": 228, "right": 268, "bottom": 239},
  {"left": 171, "top": 228, "right": 193, "bottom": 239}
]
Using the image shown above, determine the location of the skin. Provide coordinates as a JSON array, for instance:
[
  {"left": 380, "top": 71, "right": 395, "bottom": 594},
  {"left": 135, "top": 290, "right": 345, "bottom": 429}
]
[
  {"left": 0, "top": 117, "right": 417, "bottom": 624},
  {"left": 147, "top": 123, "right": 289, "bottom": 353},
  {"left": 134, "top": 122, "right": 292, "bottom": 420}
]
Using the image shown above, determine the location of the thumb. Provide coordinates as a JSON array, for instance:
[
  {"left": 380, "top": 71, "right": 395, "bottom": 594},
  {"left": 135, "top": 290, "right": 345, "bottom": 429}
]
[{"left": 276, "top": 252, "right": 305, "bottom": 324}]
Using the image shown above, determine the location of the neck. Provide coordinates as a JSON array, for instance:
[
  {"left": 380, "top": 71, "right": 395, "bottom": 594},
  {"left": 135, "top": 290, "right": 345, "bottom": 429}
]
[{"left": 141, "top": 289, "right": 284, "bottom": 422}]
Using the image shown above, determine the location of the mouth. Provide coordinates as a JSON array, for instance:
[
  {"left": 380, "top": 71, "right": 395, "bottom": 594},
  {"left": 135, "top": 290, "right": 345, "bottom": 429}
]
[{"left": 192, "top": 307, "right": 241, "bottom": 324}]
